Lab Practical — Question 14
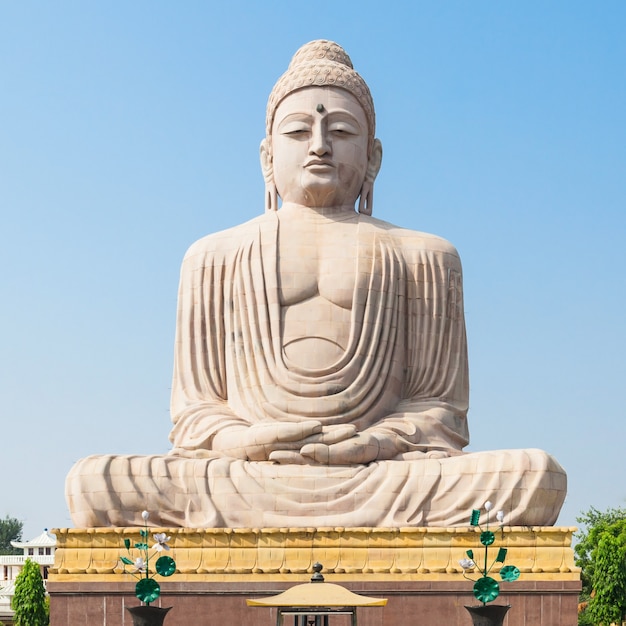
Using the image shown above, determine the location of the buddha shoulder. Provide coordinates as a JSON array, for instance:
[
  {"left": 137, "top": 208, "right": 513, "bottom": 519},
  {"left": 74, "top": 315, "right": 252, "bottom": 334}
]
[
  {"left": 363, "top": 215, "right": 462, "bottom": 267},
  {"left": 182, "top": 213, "right": 274, "bottom": 265}
]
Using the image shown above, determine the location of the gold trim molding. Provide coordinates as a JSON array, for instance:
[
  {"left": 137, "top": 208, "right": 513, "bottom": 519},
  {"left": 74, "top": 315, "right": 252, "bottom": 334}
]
[{"left": 49, "top": 526, "right": 580, "bottom": 583}]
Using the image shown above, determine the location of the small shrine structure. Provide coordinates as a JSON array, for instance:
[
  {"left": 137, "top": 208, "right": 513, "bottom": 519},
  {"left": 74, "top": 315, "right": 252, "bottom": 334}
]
[
  {"left": 247, "top": 564, "right": 387, "bottom": 626},
  {"left": 0, "top": 529, "right": 56, "bottom": 623}
]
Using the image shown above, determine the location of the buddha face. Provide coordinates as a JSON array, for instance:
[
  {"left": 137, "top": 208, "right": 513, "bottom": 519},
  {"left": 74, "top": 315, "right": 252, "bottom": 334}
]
[{"left": 269, "top": 86, "right": 370, "bottom": 209}]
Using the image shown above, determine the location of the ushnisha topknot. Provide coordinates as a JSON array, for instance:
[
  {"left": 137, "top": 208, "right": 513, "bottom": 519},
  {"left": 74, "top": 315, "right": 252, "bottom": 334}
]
[{"left": 266, "top": 40, "right": 376, "bottom": 147}]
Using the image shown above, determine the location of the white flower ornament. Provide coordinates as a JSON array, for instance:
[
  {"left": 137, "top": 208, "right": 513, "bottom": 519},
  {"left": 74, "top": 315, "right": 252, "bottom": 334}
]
[{"left": 152, "top": 533, "right": 171, "bottom": 552}]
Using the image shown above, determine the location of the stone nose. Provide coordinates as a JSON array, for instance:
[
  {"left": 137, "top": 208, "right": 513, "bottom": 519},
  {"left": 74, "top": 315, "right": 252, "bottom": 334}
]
[{"left": 309, "top": 122, "right": 331, "bottom": 156}]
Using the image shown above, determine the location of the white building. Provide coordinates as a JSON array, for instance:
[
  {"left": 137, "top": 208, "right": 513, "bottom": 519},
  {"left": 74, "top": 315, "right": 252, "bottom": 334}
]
[{"left": 0, "top": 529, "right": 56, "bottom": 623}]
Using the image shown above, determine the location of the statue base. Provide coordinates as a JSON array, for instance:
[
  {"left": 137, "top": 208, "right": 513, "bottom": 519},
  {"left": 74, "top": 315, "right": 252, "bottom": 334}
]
[{"left": 47, "top": 526, "right": 580, "bottom": 626}]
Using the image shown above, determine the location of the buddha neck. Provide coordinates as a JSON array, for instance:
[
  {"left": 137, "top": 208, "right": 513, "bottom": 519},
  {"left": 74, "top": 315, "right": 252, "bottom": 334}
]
[{"left": 278, "top": 202, "right": 358, "bottom": 223}]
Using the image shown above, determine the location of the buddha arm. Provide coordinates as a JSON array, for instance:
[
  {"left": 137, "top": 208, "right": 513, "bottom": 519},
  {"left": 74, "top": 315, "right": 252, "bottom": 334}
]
[
  {"left": 362, "top": 403, "right": 468, "bottom": 459},
  {"left": 169, "top": 240, "right": 250, "bottom": 453},
  {"left": 364, "top": 238, "right": 470, "bottom": 458}
]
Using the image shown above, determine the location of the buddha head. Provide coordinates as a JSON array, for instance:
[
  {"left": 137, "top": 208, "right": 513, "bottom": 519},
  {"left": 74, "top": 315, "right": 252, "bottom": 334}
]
[{"left": 260, "top": 40, "right": 383, "bottom": 214}]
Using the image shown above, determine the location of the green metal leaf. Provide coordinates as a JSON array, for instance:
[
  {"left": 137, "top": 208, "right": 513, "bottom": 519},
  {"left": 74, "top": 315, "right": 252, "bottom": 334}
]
[
  {"left": 120, "top": 557, "right": 134, "bottom": 566},
  {"left": 473, "top": 576, "right": 500, "bottom": 603},
  {"left": 134, "top": 542, "right": 149, "bottom": 551},
  {"left": 140, "top": 529, "right": 149, "bottom": 538},
  {"left": 136, "top": 578, "right": 160, "bottom": 604},
  {"left": 480, "top": 531, "right": 495, "bottom": 546},
  {"left": 470, "top": 509, "right": 480, "bottom": 526},
  {"left": 124, "top": 538, "right": 131, "bottom": 550},
  {"left": 499, "top": 565, "right": 520, "bottom": 582},
  {"left": 155, "top": 556, "right": 176, "bottom": 577},
  {"left": 466, "top": 549, "right": 474, "bottom": 560},
  {"left": 496, "top": 547, "right": 507, "bottom": 563}
]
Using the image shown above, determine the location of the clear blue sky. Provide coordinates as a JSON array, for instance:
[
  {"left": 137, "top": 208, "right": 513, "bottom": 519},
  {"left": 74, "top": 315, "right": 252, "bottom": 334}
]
[{"left": 1, "top": 1, "right": 625, "bottom": 540}]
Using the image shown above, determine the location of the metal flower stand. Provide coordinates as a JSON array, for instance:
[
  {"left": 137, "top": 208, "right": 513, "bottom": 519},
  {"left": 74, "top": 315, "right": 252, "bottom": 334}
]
[{"left": 459, "top": 503, "right": 520, "bottom": 626}]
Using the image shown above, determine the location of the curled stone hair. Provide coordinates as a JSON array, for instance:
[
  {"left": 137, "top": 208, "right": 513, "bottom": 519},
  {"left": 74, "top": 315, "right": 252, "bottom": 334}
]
[{"left": 266, "top": 40, "right": 376, "bottom": 149}]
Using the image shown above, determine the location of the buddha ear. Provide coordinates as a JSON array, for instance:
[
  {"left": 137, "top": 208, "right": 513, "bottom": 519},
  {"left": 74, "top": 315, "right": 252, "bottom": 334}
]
[
  {"left": 366, "top": 138, "right": 383, "bottom": 183},
  {"left": 260, "top": 138, "right": 278, "bottom": 212},
  {"left": 358, "top": 139, "right": 382, "bottom": 216},
  {"left": 260, "top": 138, "right": 273, "bottom": 180}
]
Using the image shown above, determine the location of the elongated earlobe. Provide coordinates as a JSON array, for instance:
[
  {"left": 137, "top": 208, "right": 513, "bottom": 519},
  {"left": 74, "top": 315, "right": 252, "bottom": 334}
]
[
  {"left": 358, "top": 181, "right": 373, "bottom": 216},
  {"left": 359, "top": 138, "right": 383, "bottom": 216},
  {"left": 260, "top": 138, "right": 278, "bottom": 212},
  {"left": 265, "top": 182, "right": 278, "bottom": 213}
]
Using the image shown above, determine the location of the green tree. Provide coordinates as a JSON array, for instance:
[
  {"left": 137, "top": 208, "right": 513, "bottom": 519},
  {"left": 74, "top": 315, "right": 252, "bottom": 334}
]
[
  {"left": 587, "top": 532, "right": 626, "bottom": 625},
  {"left": 0, "top": 515, "right": 23, "bottom": 555},
  {"left": 575, "top": 506, "right": 626, "bottom": 625},
  {"left": 11, "top": 559, "right": 49, "bottom": 626}
]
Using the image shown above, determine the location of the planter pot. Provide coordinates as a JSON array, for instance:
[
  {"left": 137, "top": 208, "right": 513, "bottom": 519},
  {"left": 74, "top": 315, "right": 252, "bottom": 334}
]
[
  {"left": 465, "top": 605, "right": 510, "bottom": 626},
  {"left": 126, "top": 605, "right": 172, "bottom": 626}
]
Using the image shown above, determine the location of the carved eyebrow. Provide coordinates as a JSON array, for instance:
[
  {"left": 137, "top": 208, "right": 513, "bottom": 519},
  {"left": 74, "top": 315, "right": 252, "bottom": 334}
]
[{"left": 275, "top": 113, "right": 313, "bottom": 133}]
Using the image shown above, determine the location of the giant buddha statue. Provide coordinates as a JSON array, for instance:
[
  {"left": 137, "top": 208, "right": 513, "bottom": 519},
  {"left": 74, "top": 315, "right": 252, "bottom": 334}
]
[{"left": 66, "top": 40, "right": 566, "bottom": 528}]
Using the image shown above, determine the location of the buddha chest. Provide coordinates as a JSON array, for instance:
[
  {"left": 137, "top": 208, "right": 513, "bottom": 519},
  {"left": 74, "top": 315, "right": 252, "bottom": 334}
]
[{"left": 277, "top": 216, "right": 361, "bottom": 369}]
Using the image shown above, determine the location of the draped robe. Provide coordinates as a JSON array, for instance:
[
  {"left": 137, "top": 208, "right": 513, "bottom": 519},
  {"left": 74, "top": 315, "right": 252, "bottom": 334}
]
[
  {"left": 66, "top": 212, "right": 566, "bottom": 528},
  {"left": 170, "top": 212, "right": 469, "bottom": 456}
]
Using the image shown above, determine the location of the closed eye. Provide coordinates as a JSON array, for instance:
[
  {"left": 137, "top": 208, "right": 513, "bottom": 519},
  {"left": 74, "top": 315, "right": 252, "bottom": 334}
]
[
  {"left": 280, "top": 122, "right": 311, "bottom": 136},
  {"left": 329, "top": 122, "right": 358, "bottom": 135}
]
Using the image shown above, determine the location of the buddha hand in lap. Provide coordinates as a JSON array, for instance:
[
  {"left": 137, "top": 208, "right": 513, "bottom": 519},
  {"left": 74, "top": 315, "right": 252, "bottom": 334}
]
[{"left": 66, "top": 40, "right": 566, "bottom": 529}]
